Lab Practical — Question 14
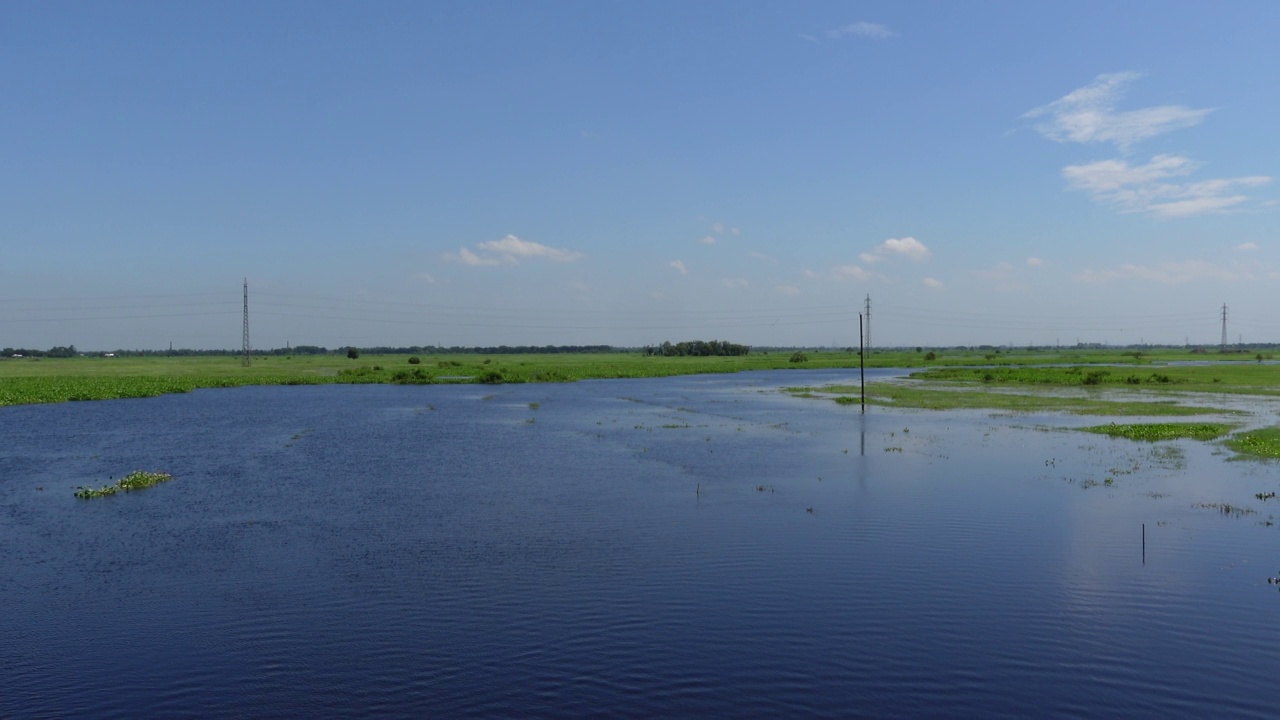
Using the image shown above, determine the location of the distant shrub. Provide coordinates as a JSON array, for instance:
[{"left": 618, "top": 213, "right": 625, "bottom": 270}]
[
  {"left": 1082, "top": 371, "right": 1109, "bottom": 385},
  {"left": 347, "top": 347, "right": 360, "bottom": 359},
  {"left": 408, "top": 356, "right": 421, "bottom": 364},
  {"left": 789, "top": 352, "right": 809, "bottom": 363},
  {"left": 478, "top": 370, "right": 505, "bottom": 384},
  {"left": 924, "top": 351, "right": 937, "bottom": 361}
]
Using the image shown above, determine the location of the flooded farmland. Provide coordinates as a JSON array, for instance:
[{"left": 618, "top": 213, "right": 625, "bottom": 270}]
[{"left": 3, "top": 369, "right": 1279, "bottom": 717}]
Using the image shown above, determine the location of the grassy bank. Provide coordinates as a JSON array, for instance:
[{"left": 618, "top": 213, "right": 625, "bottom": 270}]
[
  {"left": 0, "top": 351, "right": 869, "bottom": 407},
  {"left": 2, "top": 347, "right": 1277, "bottom": 410}
]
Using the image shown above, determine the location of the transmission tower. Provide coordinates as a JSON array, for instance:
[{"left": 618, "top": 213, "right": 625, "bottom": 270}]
[
  {"left": 242, "top": 278, "right": 252, "bottom": 367},
  {"left": 1220, "top": 303, "right": 1228, "bottom": 351},
  {"left": 864, "top": 294, "right": 872, "bottom": 353}
]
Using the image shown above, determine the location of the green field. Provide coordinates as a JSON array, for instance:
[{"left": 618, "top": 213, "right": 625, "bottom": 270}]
[{"left": 2, "top": 347, "right": 1276, "bottom": 408}]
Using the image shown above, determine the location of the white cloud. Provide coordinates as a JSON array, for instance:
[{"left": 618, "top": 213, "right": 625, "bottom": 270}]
[
  {"left": 413, "top": 272, "right": 437, "bottom": 284},
  {"left": 859, "top": 252, "right": 883, "bottom": 264},
  {"left": 802, "top": 268, "right": 821, "bottom": 279},
  {"left": 669, "top": 260, "right": 688, "bottom": 275},
  {"left": 1063, "top": 155, "right": 1271, "bottom": 218},
  {"left": 443, "top": 247, "right": 505, "bottom": 266},
  {"left": 711, "top": 222, "right": 725, "bottom": 234},
  {"left": 698, "top": 235, "right": 717, "bottom": 245},
  {"left": 1074, "top": 260, "right": 1238, "bottom": 285},
  {"left": 1024, "top": 72, "right": 1212, "bottom": 150},
  {"left": 832, "top": 265, "right": 870, "bottom": 281},
  {"left": 445, "top": 234, "right": 583, "bottom": 266},
  {"left": 749, "top": 251, "right": 776, "bottom": 263},
  {"left": 827, "top": 21, "right": 897, "bottom": 39},
  {"left": 1236, "top": 242, "right": 1259, "bottom": 251},
  {"left": 1026, "top": 257, "right": 1044, "bottom": 266},
  {"left": 722, "top": 278, "right": 748, "bottom": 288},
  {"left": 923, "top": 277, "right": 944, "bottom": 290},
  {"left": 877, "top": 236, "right": 932, "bottom": 261},
  {"left": 731, "top": 227, "right": 741, "bottom": 236},
  {"left": 476, "top": 234, "right": 583, "bottom": 262},
  {"left": 775, "top": 285, "right": 801, "bottom": 295}
]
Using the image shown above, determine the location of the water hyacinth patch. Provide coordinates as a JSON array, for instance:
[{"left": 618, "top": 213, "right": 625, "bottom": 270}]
[
  {"left": 1080, "top": 423, "right": 1235, "bottom": 442},
  {"left": 74, "top": 471, "right": 173, "bottom": 499}
]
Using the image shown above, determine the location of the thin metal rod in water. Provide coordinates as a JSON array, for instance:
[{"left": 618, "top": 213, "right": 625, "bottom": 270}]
[{"left": 1142, "top": 523, "right": 1145, "bottom": 564}]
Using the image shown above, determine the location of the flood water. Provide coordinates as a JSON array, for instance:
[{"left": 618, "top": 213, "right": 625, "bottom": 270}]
[{"left": 3, "top": 370, "right": 1279, "bottom": 718}]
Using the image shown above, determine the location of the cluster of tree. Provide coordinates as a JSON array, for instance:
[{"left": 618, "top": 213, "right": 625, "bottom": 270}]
[
  {"left": 642, "top": 340, "right": 751, "bottom": 357},
  {"left": 2, "top": 345, "right": 77, "bottom": 358},
  {"left": 21, "top": 344, "right": 621, "bottom": 357}
]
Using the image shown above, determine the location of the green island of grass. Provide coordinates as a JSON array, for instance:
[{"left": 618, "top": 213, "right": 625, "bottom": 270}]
[
  {"left": 74, "top": 470, "right": 174, "bottom": 499},
  {"left": 802, "top": 382, "right": 1224, "bottom": 417}
]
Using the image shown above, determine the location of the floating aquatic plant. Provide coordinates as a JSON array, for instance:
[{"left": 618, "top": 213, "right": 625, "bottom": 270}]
[{"left": 74, "top": 471, "right": 173, "bottom": 499}]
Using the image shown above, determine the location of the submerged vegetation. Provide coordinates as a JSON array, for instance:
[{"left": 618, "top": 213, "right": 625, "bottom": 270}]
[{"left": 74, "top": 471, "right": 173, "bottom": 499}]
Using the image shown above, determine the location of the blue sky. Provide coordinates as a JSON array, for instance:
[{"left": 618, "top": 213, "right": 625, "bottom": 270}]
[{"left": 3, "top": 1, "right": 1277, "bottom": 350}]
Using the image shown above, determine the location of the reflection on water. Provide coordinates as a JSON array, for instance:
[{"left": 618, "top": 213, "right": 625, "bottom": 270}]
[{"left": 2, "top": 369, "right": 1278, "bottom": 718}]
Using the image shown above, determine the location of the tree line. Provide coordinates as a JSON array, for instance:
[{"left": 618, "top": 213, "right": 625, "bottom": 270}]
[{"left": 642, "top": 340, "right": 750, "bottom": 357}]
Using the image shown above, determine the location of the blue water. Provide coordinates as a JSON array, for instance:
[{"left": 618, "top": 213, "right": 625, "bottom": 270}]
[{"left": 2, "top": 370, "right": 1278, "bottom": 717}]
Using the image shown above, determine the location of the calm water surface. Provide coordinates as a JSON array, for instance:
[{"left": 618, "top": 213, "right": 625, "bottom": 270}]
[{"left": 2, "top": 370, "right": 1279, "bottom": 718}]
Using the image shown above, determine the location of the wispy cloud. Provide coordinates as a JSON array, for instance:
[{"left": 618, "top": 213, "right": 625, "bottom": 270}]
[
  {"left": 832, "top": 265, "right": 870, "bottom": 281},
  {"left": 827, "top": 21, "right": 897, "bottom": 39},
  {"left": 1075, "top": 260, "right": 1238, "bottom": 285},
  {"left": 444, "top": 234, "right": 583, "bottom": 266},
  {"left": 476, "top": 234, "right": 583, "bottom": 262},
  {"left": 1063, "top": 155, "right": 1271, "bottom": 218},
  {"left": 1236, "top": 242, "right": 1259, "bottom": 251},
  {"left": 1027, "top": 74, "right": 1272, "bottom": 219},
  {"left": 413, "top": 272, "right": 437, "bottom": 284},
  {"left": 669, "top": 260, "right": 688, "bottom": 275},
  {"left": 721, "top": 278, "right": 748, "bottom": 288},
  {"left": 923, "top": 277, "right": 944, "bottom": 290},
  {"left": 976, "top": 262, "right": 1016, "bottom": 280},
  {"left": 864, "top": 236, "right": 931, "bottom": 262},
  {"left": 698, "top": 235, "right": 717, "bottom": 245},
  {"left": 443, "top": 247, "right": 508, "bottom": 266},
  {"left": 1024, "top": 72, "right": 1211, "bottom": 151},
  {"left": 1026, "top": 257, "right": 1044, "bottom": 266},
  {"left": 775, "top": 285, "right": 801, "bottom": 295}
]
